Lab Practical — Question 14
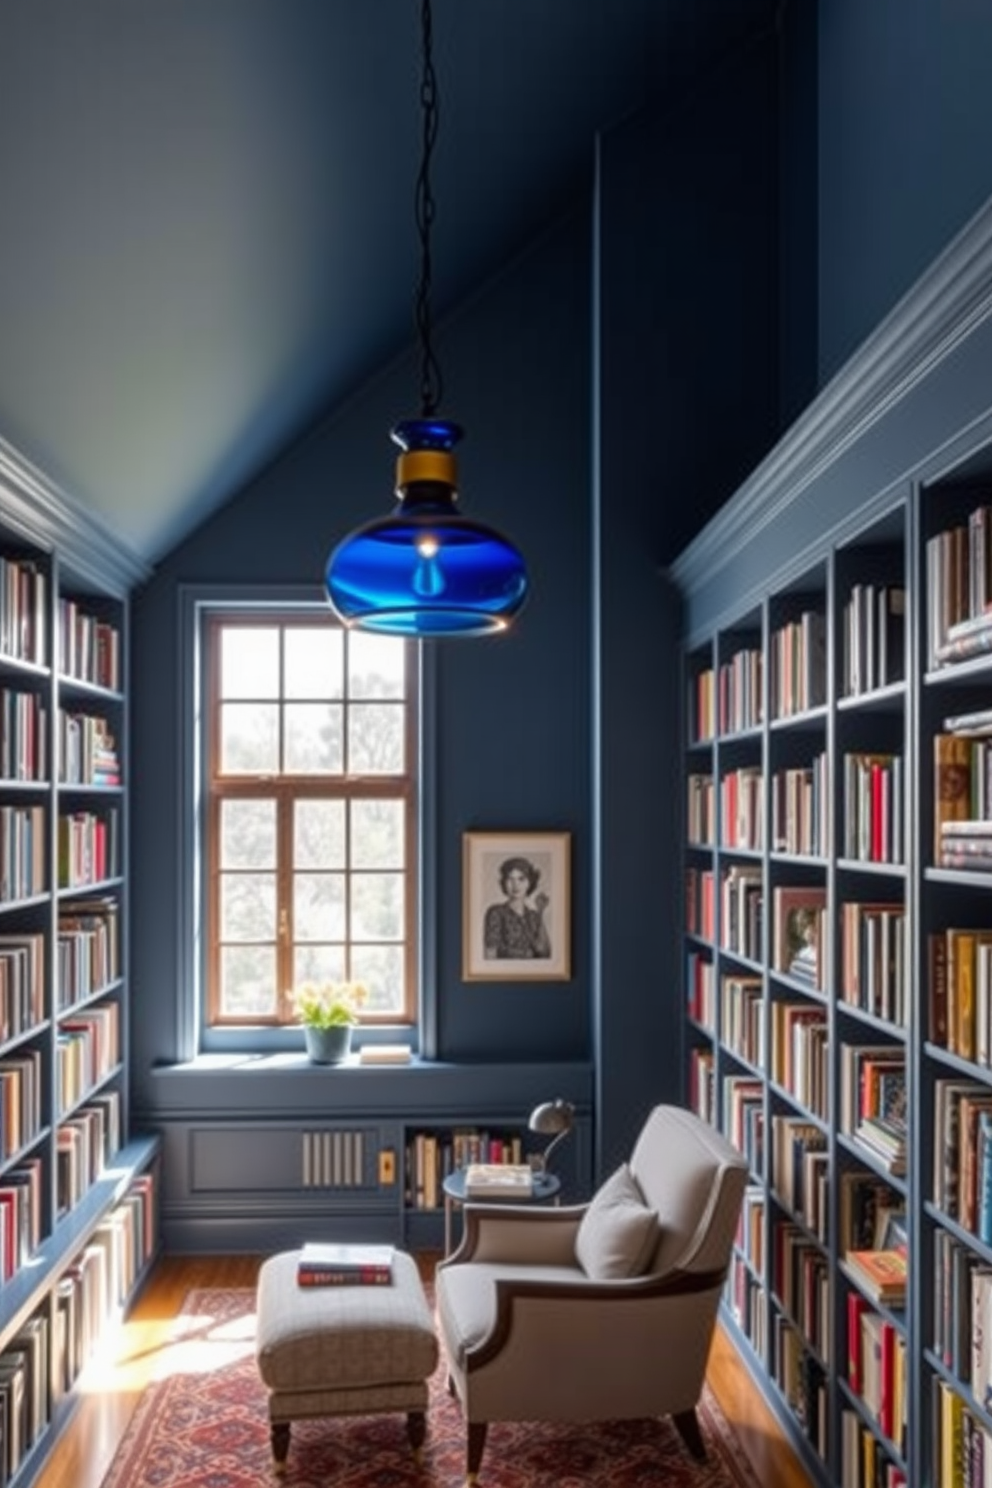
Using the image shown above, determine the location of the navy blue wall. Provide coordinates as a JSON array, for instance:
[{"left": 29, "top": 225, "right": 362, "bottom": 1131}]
[
  {"left": 130, "top": 210, "right": 594, "bottom": 1089},
  {"left": 816, "top": 0, "right": 992, "bottom": 383},
  {"left": 592, "top": 33, "right": 779, "bottom": 1170}
]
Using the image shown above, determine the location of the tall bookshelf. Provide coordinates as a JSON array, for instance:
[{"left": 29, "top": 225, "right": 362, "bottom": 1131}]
[
  {"left": 673, "top": 196, "right": 992, "bottom": 1488},
  {"left": 0, "top": 473, "right": 159, "bottom": 1487}
]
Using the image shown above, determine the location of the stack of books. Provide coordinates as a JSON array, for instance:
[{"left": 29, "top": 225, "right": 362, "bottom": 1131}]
[
  {"left": 845, "top": 1245, "right": 907, "bottom": 1307},
  {"left": 464, "top": 1163, "right": 534, "bottom": 1200},
  {"left": 296, "top": 1242, "right": 394, "bottom": 1287},
  {"left": 854, "top": 1114, "right": 907, "bottom": 1176}
]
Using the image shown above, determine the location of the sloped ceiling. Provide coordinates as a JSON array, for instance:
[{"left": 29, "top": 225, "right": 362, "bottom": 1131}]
[{"left": 0, "top": 0, "right": 774, "bottom": 568}]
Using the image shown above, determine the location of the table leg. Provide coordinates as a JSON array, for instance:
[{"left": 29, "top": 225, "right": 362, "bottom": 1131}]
[{"left": 444, "top": 1192, "right": 453, "bottom": 1255}]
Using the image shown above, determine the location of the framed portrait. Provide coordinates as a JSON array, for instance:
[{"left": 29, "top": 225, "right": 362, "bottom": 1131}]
[{"left": 462, "top": 831, "right": 571, "bottom": 981}]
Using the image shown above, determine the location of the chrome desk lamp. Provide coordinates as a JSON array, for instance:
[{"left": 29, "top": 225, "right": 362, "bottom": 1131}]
[{"left": 527, "top": 1098, "right": 575, "bottom": 1174}]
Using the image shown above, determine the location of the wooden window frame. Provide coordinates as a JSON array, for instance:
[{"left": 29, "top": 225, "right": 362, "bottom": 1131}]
[{"left": 203, "top": 610, "right": 419, "bottom": 1027}]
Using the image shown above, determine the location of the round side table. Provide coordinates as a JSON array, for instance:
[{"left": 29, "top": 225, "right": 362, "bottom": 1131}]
[{"left": 441, "top": 1168, "right": 561, "bottom": 1255}]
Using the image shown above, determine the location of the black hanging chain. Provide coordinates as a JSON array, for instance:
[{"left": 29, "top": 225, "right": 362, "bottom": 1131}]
[{"left": 415, "top": 0, "right": 443, "bottom": 417}]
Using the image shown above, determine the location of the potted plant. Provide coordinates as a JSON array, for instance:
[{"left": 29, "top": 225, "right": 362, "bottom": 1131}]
[{"left": 287, "top": 980, "right": 368, "bottom": 1064}]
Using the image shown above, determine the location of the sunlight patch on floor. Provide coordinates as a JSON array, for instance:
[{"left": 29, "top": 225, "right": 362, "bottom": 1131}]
[{"left": 75, "top": 1308, "right": 259, "bottom": 1392}]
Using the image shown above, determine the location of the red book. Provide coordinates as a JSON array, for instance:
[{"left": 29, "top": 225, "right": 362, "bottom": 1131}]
[{"left": 879, "top": 1320, "right": 896, "bottom": 1441}]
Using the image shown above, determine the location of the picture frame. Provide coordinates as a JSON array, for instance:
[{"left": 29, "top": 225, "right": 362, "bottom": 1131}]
[
  {"left": 773, "top": 884, "right": 827, "bottom": 988},
  {"left": 462, "top": 831, "right": 571, "bottom": 981}
]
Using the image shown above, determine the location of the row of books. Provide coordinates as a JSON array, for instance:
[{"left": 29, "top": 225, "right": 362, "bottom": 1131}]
[
  {"left": 686, "top": 772, "right": 715, "bottom": 846},
  {"left": 0, "top": 933, "right": 44, "bottom": 1046},
  {"left": 847, "top": 1295, "right": 906, "bottom": 1451},
  {"left": 934, "top": 1227, "right": 992, "bottom": 1402},
  {"left": 840, "top": 902, "right": 907, "bottom": 1028},
  {"left": 927, "top": 502, "right": 992, "bottom": 668},
  {"left": 717, "top": 644, "right": 763, "bottom": 735},
  {"left": 930, "top": 928, "right": 992, "bottom": 1066},
  {"left": 57, "top": 896, "right": 120, "bottom": 1011},
  {"left": 57, "top": 710, "right": 120, "bottom": 787},
  {"left": 56, "top": 1003, "right": 120, "bottom": 1115},
  {"left": 773, "top": 1221, "right": 830, "bottom": 1362},
  {"left": 721, "top": 864, "right": 762, "bottom": 963},
  {"left": 723, "top": 1076, "right": 763, "bottom": 1175},
  {"left": 720, "top": 766, "right": 764, "bottom": 851},
  {"left": 56, "top": 1090, "right": 121, "bottom": 1216},
  {"left": 57, "top": 807, "right": 120, "bottom": 889},
  {"left": 720, "top": 975, "right": 763, "bottom": 1067},
  {"left": 841, "top": 1408, "right": 907, "bottom": 1487},
  {"left": 0, "top": 1157, "right": 42, "bottom": 1284},
  {"left": 404, "top": 1127, "right": 526, "bottom": 1211},
  {"left": 0, "top": 1165, "right": 156, "bottom": 1486},
  {"left": 935, "top": 1079, "right": 992, "bottom": 1239},
  {"left": 726, "top": 1254, "right": 765, "bottom": 1354},
  {"left": 0, "top": 556, "right": 46, "bottom": 668},
  {"left": 771, "top": 1115, "right": 827, "bottom": 1238},
  {"left": 770, "top": 609, "right": 827, "bottom": 719},
  {"left": 0, "top": 804, "right": 45, "bottom": 903},
  {"left": 736, "top": 1184, "right": 764, "bottom": 1273},
  {"left": 57, "top": 600, "right": 120, "bottom": 691},
  {"left": 0, "top": 687, "right": 46, "bottom": 783},
  {"left": 842, "top": 751, "right": 904, "bottom": 865},
  {"left": 774, "top": 1314, "right": 827, "bottom": 1459},
  {"left": 935, "top": 731, "right": 992, "bottom": 870},
  {"left": 936, "top": 1376, "right": 992, "bottom": 1488},
  {"left": 770, "top": 1000, "right": 828, "bottom": 1118},
  {"left": 685, "top": 865, "right": 715, "bottom": 941},
  {"left": 0, "top": 1049, "right": 42, "bottom": 1161},
  {"left": 686, "top": 949, "right": 715, "bottom": 1029},
  {"left": 839, "top": 1043, "right": 906, "bottom": 1142},
  {"left": 771, "top": 756, "right": 828, "bottom": 858},
  {"left": 841, "top": 582, "right": 906, "bottom": 697}
]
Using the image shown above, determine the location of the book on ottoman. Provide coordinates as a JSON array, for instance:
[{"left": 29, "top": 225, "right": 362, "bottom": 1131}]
[
  {"left": 297, "top": 1242, "right": 394, "bottom": 1287},
  {"left": 464, "top": 1163, "right": 534, "bottom": 1199}
]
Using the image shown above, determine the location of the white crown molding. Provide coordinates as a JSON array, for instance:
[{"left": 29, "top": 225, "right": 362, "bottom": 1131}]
[
  {"left": 0, "top": 435, "right": 151, "bottom": 595},
  {"left": 670, "top": 193, "right": 992, "bottom": 591}
]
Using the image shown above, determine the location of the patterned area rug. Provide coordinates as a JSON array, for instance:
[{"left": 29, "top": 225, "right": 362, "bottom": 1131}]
[{"left": 100, "top": 1287, "right": 763, "bottom": 1487}]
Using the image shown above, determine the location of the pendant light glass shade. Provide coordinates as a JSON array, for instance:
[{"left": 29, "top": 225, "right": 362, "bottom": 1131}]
[
  {"left": 323, "top": 0, "right": 528, "bottom": 638},
  {"left": 326, "top": 419, "right": 528, "bottom": 636}
]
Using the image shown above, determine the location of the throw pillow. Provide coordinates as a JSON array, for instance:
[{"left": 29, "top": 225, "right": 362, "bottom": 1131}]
[{"left": 575, "top": 1162, "right": 658, "bottom": 1280}]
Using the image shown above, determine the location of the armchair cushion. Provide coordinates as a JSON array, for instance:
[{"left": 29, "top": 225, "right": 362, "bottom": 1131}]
[{"left": 575, "top": 1163, "right": 659, "bottom": 1280}]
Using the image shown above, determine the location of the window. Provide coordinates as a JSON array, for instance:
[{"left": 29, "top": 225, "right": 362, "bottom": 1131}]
[{"left": 203, "top": 611, "right": 418, "bottom": 1027}]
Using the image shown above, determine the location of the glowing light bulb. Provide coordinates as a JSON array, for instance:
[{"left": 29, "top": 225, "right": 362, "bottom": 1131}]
[{"left": 413, "top": 535, "right": 445, "bottom": 597}]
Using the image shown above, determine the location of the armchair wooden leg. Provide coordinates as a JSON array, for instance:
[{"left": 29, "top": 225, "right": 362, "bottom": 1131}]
[
  {"left": 466, "top": 1421, "right": 488, "bottom": 1483},
  {"left": 270, "top": 1421, "right": 291, "bottom": 1474},
  {"left": 407, "top": 1409, "right": 426, "bottom": 1464},
  {"left": 673, "top": 1407, "right": 707, "bottom": 1461}
]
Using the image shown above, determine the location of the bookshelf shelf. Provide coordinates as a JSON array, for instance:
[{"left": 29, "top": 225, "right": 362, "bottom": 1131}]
[
  {"left": 676, "top": 385, "right": 992, "bottom": 1483},
  {"left": 0, "top": 503, "right": 159, "bottom": 1486}
]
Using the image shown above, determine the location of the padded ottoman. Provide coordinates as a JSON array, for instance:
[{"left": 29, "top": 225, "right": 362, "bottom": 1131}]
[{"left": 255, "top": 1248, "right": 439, "bottom": 1472}]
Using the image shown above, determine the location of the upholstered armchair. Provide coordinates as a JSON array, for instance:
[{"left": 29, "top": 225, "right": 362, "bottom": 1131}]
[{"left": 435, "top": 1103, "right": 749, "bottom": 1484}]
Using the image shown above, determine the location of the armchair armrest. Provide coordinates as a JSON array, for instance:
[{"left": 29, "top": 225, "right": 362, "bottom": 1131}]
[
  {"left": 440, "top": 1202, "right": 588, "bottom": 1268},
  {"left": 469, "top": 1264, "right": 728, "bottom": 1372}
]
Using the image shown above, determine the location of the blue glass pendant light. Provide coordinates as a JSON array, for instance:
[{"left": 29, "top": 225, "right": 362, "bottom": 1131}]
[{"left": 326, "top": 0, "right": 528, "bottom": 637}]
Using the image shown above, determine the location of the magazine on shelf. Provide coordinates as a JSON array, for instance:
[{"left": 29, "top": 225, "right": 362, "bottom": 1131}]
[{"left": 464, "top": 1163, "right": 534, "bottom": 1199}]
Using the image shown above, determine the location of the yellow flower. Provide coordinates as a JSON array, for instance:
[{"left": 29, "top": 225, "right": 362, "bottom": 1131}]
[{"left": 287, "top": 980, "right": 369, "bottom": 1029}]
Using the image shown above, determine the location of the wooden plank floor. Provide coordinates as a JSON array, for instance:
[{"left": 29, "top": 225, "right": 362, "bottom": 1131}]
[{"left": 35, "top": 1253, "right": 815, "bottom": 1488}]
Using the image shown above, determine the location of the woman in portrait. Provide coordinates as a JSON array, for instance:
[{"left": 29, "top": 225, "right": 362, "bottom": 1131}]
[{"left": 484, "top": 856, "right": 552, "bottom": 960}]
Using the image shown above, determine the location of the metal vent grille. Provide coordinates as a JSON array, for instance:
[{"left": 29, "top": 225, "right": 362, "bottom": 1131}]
[{"left": 301, "top": 1129, "right": 372, "bottom": 1188}]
